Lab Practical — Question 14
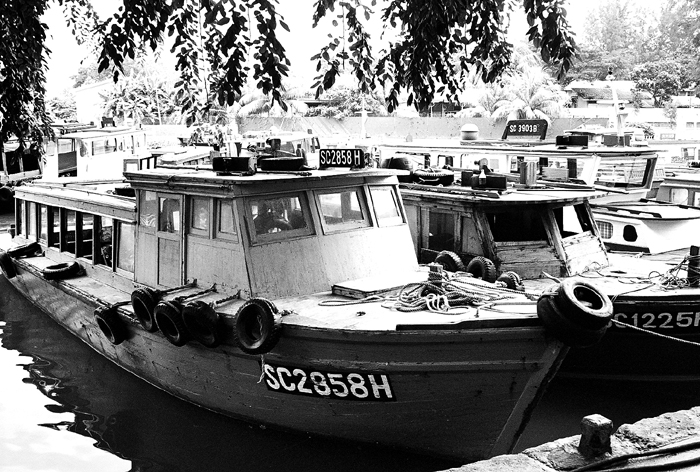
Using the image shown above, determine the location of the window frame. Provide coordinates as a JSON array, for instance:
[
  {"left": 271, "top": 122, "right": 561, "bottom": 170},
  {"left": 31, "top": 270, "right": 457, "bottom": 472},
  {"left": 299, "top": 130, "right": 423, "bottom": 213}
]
[
  {"left": 368, "top": 185, "right": 405, "bottom": 227},
  {"left": 214, "top": 198, "right": 239, "bottom": 242},
  {"left": 245, "top": 191, "right": 314, "bottom": 245},
  {"left": 315, "top": 186, "right": 371, "bottom": 234}
]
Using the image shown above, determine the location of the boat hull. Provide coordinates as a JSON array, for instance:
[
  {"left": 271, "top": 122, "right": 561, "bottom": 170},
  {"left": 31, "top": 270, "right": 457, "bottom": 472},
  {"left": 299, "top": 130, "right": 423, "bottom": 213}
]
[
  {"left": 562, "top": 294, "right": 700, "bottom": 380},
  {"left": 3, "top": 261, "right": 565, "bottom": 462}
]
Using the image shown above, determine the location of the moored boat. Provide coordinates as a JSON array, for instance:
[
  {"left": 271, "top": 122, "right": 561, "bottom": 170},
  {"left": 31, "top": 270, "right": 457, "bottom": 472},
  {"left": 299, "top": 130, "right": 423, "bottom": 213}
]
[
  {"left": 398, "top": 147, "right": 700, "bottom": 381},
  {"left": 0, "top": 153, "right": 608, "bottom": 461}
]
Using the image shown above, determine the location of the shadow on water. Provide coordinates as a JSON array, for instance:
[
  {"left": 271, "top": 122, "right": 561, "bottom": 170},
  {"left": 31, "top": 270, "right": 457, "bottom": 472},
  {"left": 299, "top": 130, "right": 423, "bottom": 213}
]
[{"left": 0, "top": 278, "right": 457, "bottom": 472}]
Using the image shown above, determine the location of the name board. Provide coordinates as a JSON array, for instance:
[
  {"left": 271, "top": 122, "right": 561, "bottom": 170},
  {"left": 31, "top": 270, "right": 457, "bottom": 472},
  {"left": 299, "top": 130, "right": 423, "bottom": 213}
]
[
  {"left": 319, "top": 148, "right": 364, "bottom": 168},
  {"left": 501, "top": 119, "right": 548, "bottom": 140}
]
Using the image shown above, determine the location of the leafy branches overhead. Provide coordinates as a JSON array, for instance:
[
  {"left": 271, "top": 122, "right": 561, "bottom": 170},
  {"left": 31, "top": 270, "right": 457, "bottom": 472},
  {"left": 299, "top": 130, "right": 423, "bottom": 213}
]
[{"left": 2, "top": 0, "right": 578, "bottom": 149}]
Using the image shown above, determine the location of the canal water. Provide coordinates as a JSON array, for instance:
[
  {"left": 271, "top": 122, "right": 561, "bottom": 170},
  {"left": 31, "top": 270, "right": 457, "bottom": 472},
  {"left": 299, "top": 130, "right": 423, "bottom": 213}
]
[{"left": 2, "top": 209, "right": 700, "bottom": 471}]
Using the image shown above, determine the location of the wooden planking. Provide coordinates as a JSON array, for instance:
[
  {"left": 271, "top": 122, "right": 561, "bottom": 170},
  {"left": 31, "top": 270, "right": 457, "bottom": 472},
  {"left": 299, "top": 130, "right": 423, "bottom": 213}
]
[
  {"left": 185, "top": 236, "right": 250, "bottom": 296},
  {"left": 562, "top": 231, "right": 609, "bottom": 275},
  {"left": 496, "top": 244, "right": 563, "bottom": 278}
]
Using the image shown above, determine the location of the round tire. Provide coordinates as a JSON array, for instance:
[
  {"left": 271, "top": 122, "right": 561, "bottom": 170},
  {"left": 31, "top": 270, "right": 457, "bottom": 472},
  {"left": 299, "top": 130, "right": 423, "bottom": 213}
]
[
  {"left": 233, "top": 298, "right": 281, "bottom": 354},
  {"left": 466, "top": 256, "right": 499, "bottom": 283},
  {"left": 42, "top": 261, "right": 82, "bottom": 280},
  {"left": 182, "top": 300, "right": 222, "bottom": 348},
  {"left": 131, "top": 288, "right": 159, "bottom": 332},
  {"left": 7, "top": 241, "right": 41, "bottom": 258},
  {"left": 95, "top": 306, "right": 127, "bottom": 345},
  {"left": 0, "top": 252, "right": 16, "bottom": 279},
  {"left": 154, "top": 300, "right": 189, "bottom": 347},
  {"left": 537, "top": 295, "right": 607, "bottom": 348},
  {"left": 412, "top": 168, "right": 454, "bottom": 186},
  {"left": 496, "top": 271, "right": 523, "bottom": 290},
  {"left": 434, "top": 250, "right": 466, "bottom": 272},
  {"left": 554, "top": 278, "right": 613, "bottom": 330}
]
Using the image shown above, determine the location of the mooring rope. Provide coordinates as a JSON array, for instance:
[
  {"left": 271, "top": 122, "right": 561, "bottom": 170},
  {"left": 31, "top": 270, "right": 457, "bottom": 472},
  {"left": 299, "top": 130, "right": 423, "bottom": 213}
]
[{"left": 610, "top": 319, "right": 700, "bottom": 348}]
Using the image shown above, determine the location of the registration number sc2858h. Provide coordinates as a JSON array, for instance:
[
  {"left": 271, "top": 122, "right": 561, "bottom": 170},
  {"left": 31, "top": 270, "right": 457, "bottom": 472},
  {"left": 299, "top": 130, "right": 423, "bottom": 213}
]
[{"left": 263, "top": 363, "right": 395, "bottom": 401}]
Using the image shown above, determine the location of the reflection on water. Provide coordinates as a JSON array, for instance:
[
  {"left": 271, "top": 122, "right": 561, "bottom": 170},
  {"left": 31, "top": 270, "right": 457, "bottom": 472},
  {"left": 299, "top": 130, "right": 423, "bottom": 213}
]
[
  {"left": 0, "top": 278, "right": 455, "bottom": 472},
  {"left": 3, "top": 274, "right": 700, "bottom": 471}
]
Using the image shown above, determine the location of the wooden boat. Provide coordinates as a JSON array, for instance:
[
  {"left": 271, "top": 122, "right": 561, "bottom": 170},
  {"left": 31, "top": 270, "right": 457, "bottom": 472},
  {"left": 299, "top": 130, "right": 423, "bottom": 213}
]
[
  {"left": 0, "top": 152, "right": 609, "bottom": 462},
  {"left": 398, "top": 149, "right": 700, "bottom": 380}
]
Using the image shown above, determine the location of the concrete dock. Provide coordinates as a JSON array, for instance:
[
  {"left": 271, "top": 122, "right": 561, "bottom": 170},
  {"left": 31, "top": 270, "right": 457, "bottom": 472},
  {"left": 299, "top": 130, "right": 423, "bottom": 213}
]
[{"left": 448, "top": 408, "right": 700, "bottom": 471}]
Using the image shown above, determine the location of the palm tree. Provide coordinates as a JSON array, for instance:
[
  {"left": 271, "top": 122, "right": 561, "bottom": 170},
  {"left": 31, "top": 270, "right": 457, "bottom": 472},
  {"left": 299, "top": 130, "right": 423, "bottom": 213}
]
[
  {"left": 232, "top": 84, "right": 309, "bottom": 117},
  {"left": 490, "top": 70, "right": 569, "bottom": 123}
]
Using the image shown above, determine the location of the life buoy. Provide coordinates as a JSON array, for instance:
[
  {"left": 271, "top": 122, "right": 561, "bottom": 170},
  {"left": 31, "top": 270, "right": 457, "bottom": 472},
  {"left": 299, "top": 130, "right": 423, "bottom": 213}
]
[
  {"left": 412, "top": 168, "right": 454, "bottom": 186},
  {"left": 0, "top": 252, "right": 16, "bottom": 279},
  {"left": 554, "top": 278, "right": 613, "bottom": 330},
  {"left": 536, "top": 293, "right": 608, "bottom": 348},
  {"left": 154, "top": 300, "right": 189, "bottom": 347},
  {"left": 434, "top": 250, "right": 466, "bottom": 272},
  {"left": 466, "top": 256, "right": 499, "bottom": 283},
  {"left": 182, "top": 300, "right": 222, "bottom": 348},
  {"left": 42, "top": 261, "right": 82, "bottom": 280},
  {"left": 496, "top": 271, "right": 524, "bottom": 291},
  {"left": 95, "top": 306, "right": 127, "bottom": 345},
  {"left": 131, "top": 287, "right": 159, "bottom": 332},
  {"left": 233, "top": 298, "right": 281, "bottom": 354},
  {"left": 7, "top": 241, "right": 41, "bottom": 258}
]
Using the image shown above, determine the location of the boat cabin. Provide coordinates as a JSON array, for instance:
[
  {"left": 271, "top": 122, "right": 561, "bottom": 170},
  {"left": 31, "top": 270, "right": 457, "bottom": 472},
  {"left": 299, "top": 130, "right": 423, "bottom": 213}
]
[
  {"left": 12, "top": 166, "right": 416, "bottom": 299},
  {"left": 43, "top": 125, "right": 154, "bottom": 179},
  {"left": 0, "top": 139, "right": 43, "bottom": 189},
  {"left": 657, "top": 173, "right": 700, "bottom": 207}
]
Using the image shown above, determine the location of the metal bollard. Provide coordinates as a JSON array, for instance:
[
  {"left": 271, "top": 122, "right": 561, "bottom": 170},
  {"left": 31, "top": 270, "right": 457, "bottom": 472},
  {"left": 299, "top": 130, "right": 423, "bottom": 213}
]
[{"left": 578, "top": 414, "right": 613, "bottom": 457}]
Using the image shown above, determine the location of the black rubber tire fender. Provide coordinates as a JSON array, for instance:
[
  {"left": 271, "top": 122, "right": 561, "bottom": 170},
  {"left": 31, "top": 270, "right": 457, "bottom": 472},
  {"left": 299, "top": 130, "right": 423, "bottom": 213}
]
[
  {"left": 537, "top": 294, "right": 607, "bottom": 348},
  {"left": 554, "top": 278, "right": 613, "bottom": 330},
  {"left": 434, "top": 250, "right": 466, "bottom": 272},
  {"left": 7, "top": 241, "right": 41, "bottom": 258},
  {"left": 42, "top": 261, "right": 82, "bottom": 280},
  {"left": 0, "top": 252, "right": 16, "bottom": 279},
  {"left": 131, "top": 288, "right": 159, "bottom": 332},
  {"left": 0, "top": 186, "right": 13, "bottom": 203},
  {"left": 95, "top": 306, "right": 127, "bottom": 345},
  {"left": 466, "top": 256, "right": 499, "bottom": 283},
  {"left": 495, "top": 271, "right": 523, "bottom": 291},
  {"left": 412, "top": 168, "right": 454, "bottom": 186},
  {"left": 182, "top": 300, "right": 222, "bottom": 348},
  {"left": 154, "top": 300, "right": 190, "bottom": 347},
  {"left": 233, "top": 298, "right": 281, "bottom": 355}
]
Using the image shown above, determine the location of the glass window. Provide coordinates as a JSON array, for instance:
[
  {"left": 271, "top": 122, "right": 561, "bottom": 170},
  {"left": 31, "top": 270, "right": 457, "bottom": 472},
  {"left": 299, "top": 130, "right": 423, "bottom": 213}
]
[
  {"left": 670, "top": 188, "right": 689, "bottom": 205},
  {"left": 98, "top": 217, "right": 113, "bottom": 267},
  {"left": 28, "top": 203, "right": 37, "bottom": 239},
  {"left": 117, "top": 222, "right": 135, "bottom": 273},
  {"left": 140, "top": 191, "right": 158, "bottom": 227},
  {"left": 77, "top": 213, "right": 94, "bottom": 259},
  {"left": 17, "top": 201, "right": 23, "bottom": 236},
  {"left": 216, "top": 199, "right": 238, "bottom": 241},
  {"left": 57, "top": 138, "right": 73, "bottom": 153},
  {"left": 428, "top": 211, "right": 454, "bottom": 251},
  {"left": 251, "top": 195, "right": 307, "bottom": 235},
  {"left": 40, "top": 205, "right": 48, "bottom": 241},
  {"left": 63, "top": 210, "right": 76, "bottom": 253},
  {"left": 318, "top": 188, "right": 369, "bottom": 230},
  {"left": 159, "top": 197, "right": 181, "bottom": 233},
  {"left": 190, "top": 197, "right": 210, "bottom": 232},
  {"left": 370, "top": 186, "right": 403, "bottom": 226}
]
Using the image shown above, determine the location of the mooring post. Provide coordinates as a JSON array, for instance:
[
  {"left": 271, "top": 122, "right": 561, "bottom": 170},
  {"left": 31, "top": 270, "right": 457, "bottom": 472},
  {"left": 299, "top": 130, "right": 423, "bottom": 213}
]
[
  {"left": 689, "top": 246, "right": 700, "bottom": 288},
  {"left": 578, "top": 414, "right": 613, "bottom": 457}
]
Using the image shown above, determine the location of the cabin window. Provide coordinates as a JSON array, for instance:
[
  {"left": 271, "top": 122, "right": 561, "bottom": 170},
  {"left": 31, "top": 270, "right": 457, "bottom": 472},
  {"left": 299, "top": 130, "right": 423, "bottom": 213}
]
[
  {"left": 248, "top": 193, "right": 312, "bottom": 242},
  {"left": 159, "top": 197, "right": 181, "bottom": 233},
  {"left": 140, "top": 191, "right": 158, "bottom": 228},
  {"left": 117, "top": 222, "right": 135, "bottom": 273},
  {"left": 92, "top": 138, "right": 118, "bottom": 156},
  {"left": 215, "top": 199, "right": 238, "bottom": 241},
  {"left": 28, "top": 202, "right": 37, "bottom": 239},
  {"left": 594, "top": 157, "right": 651, "bottom": 189},
  {"left": 57, "top": 138, "right": 74, "bottom": 153},
  {"left": 670, "top": 188, "right": 689, "bottom": 205},
  {"left": 428, "top": 211, "right": 455, "bottom": 251},
  {"left": 317, "top": 187, "right": 369, "bottom": 232},
  {"left": 597, "top": 221, "right": 613, "bottom": 240},
  {"left": 17, "top": 200, "right": 23, "bottom": 236},
  {"left": 97, "top": 217, "right": 114, "bottom": 267},
  {"left": 61, "top": 210, "right": 77, "bottom": 254},
  {"left": 370, "top": 186, "right": 404, "bottom": 227},
  {"left": 40, "top": 205, "right": 48, "bottom": 242},
  {"left": 190, "top": 197, "right": 210, "bottom": 235},
  {"left": 76, "top": 213, "right": 94, "bottom": 259},
  {"left": 486, "top": 207, "right": 548, "bottom": 242}
]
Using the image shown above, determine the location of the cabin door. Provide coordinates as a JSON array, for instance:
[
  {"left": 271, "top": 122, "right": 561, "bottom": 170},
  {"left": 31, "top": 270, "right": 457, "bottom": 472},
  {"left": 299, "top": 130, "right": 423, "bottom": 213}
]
[{"left": 156, "top": 193, "right": 183, "bottom": 287}]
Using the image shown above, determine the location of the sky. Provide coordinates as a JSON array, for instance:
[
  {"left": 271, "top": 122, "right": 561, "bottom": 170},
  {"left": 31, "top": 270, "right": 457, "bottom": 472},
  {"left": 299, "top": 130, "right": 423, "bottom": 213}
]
[{"left": 42, "top": 0, "right": 643, "bottom": 98}]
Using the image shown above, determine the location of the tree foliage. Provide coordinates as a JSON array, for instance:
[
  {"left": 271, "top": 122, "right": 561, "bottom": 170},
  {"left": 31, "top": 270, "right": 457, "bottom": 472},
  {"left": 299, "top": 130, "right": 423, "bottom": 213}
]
[
  {"left": 306, "top": 87, "right": 386, "bottom": 119},
  {"left": 631, "top": 59, "right": 693, "bottom": 107},
  {"left": 1, "top": 0, "right": 579, "bottom": 151}
]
